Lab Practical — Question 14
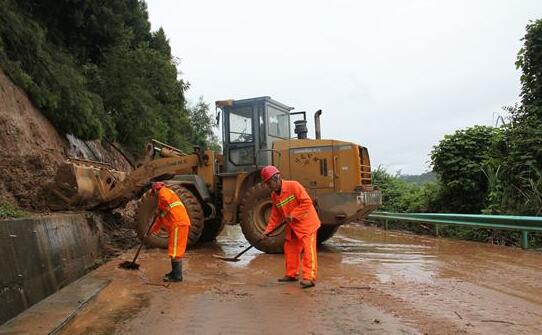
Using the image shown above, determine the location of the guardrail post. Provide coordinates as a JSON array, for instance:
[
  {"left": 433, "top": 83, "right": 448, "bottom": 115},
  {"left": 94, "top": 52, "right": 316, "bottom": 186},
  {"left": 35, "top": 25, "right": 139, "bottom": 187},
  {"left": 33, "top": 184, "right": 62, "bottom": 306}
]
[
  {"left": 384, "top": 220, "right": 388, "bottom": 230},
  {"left": 434, "top": 224, "right": 439, "bottom": 237},
  {"left": 521, "top": 231, "right": 529, "bottom": 249}
]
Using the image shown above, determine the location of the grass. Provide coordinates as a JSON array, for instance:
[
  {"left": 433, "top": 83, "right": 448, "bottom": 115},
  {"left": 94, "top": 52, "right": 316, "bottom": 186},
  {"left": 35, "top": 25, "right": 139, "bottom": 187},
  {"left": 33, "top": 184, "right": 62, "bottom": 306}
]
[{"left": 0, "top": 202, "right": 28, "bottom": 219}]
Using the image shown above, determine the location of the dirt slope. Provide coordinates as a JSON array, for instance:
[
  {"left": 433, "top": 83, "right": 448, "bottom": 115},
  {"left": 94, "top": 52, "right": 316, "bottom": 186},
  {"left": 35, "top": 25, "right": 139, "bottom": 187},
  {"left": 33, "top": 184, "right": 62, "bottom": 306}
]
[{"left": 0, "top": 69, "right": 68, "bottom": 210}]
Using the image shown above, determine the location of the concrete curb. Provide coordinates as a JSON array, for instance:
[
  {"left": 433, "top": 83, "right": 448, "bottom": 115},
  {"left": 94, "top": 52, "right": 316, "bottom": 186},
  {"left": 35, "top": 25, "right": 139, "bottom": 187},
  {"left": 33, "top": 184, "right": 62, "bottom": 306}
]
[{"left": 0, "top": 275, "right": 110, "bottom": 335}]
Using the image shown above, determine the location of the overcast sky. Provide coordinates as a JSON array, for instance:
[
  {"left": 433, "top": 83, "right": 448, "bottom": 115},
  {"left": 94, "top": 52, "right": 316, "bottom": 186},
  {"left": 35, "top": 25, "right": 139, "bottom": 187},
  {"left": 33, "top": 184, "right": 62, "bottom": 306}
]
[{"left": 145, "top": 0, "right": 542, "bottom": 174}]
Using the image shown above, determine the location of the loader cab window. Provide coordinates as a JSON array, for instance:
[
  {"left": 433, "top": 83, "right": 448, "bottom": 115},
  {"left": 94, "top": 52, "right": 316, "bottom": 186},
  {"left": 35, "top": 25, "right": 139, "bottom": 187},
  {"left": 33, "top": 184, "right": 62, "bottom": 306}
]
[
  {"left": 229, "top": 107, "right": 254, "bottom": 143},
  {"left": 268, "top": 107, "right": 290, "bottom": 139}
]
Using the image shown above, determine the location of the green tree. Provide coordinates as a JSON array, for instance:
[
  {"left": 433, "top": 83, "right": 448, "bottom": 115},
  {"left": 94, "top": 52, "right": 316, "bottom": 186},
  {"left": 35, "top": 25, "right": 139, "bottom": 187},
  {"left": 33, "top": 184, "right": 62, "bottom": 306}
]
[
  {"left": 372, "top": 167, "right": 439, "bottom": 213},
  {"left": 0, "top": 0, "right": 112, "bottom": 139},
  {"left": 500, "top": 19, "right": 542, "bottom": 214},
  {"left": 188, "top": 98, "right": 221, "bottom": 152},
  {"left": 90, "top": 44, "right": 190, "bottom": 153},
  {"left": 430, "top": 126, "right": 503, "bottom": 213}
]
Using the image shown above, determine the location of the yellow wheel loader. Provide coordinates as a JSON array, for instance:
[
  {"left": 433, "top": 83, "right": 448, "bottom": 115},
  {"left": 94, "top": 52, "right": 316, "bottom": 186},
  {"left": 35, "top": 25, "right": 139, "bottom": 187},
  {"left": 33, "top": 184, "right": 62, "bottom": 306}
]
[{"left": 48, "top": 97, "right": 381, "bottom": 253}]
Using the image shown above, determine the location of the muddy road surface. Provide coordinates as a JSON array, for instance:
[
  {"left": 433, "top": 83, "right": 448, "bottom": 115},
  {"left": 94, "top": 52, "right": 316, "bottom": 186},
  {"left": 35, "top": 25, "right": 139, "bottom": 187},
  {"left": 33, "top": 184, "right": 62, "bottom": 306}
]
[{"left": 52, "top": 225, "right": 542, "bottom": 334}]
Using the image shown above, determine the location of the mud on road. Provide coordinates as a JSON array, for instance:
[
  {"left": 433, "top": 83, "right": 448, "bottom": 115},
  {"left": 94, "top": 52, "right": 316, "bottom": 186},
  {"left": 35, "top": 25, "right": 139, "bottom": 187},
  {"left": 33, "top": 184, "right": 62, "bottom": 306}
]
[{"left": 56, "top": 224, "right": 542, "bottom": 335}]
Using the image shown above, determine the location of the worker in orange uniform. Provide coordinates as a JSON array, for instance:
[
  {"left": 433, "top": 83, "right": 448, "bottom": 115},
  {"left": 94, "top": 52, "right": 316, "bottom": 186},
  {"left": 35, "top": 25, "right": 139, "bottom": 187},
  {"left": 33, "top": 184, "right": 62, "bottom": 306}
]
[
  {"left": 261, "top": 166, "right": 321, "bottom": 289},
  {"left": 149, "top": 182, "right": 191, "bottom": 282}
]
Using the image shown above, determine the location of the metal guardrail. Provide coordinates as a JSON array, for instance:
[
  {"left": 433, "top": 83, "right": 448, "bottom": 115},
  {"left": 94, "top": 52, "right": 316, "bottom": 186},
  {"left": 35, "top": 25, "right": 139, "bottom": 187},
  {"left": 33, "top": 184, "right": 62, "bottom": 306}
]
[{"left": 368, "top": 211, "right": 542, "bottom": 249}]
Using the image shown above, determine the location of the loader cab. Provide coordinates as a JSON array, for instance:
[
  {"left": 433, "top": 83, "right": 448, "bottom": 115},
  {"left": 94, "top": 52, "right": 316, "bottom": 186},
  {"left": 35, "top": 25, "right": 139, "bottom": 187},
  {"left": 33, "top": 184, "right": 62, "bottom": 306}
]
[{"left": 217, "top": 97, "right": 293, "bottom": 173}]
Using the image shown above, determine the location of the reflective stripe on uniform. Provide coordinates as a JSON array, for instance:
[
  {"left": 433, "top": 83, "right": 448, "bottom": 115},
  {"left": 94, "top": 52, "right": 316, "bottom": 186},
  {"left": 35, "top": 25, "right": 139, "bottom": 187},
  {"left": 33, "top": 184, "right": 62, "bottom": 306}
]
[
  {"left": 168, "top": 201, "right": 184, "bottom": 210},
  {"left": 172, "top": 227, "right": 178, "bottom": 258},
  {"left": 310, "top": 233, "right": 315, "bottom": 280},
  {"left": 160, "top": 201, "right": 184, "bottom": 218},
  {"left": 276, "top": 195, "right": 295, "bottom": 208}
]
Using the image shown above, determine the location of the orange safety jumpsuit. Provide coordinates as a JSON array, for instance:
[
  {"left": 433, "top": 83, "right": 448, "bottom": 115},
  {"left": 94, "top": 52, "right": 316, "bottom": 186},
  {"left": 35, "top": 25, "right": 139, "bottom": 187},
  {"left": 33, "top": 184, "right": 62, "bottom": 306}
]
[
  {"left": 264, "top": 180, "right": 321, "bottom": 281},
  {"left": 150, "top": 187, "right": 191, "bottom": 259}
]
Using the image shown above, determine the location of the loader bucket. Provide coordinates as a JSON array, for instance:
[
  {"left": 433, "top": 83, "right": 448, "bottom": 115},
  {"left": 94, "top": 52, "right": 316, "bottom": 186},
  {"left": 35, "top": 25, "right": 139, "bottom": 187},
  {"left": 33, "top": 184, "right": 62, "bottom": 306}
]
[{"left": 47, "top": 160, "right": 126, "bottom": 210}]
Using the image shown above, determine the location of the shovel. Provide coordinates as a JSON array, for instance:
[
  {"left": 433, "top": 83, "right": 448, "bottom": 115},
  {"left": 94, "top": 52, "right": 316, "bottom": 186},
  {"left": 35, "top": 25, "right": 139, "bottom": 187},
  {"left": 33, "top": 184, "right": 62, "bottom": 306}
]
[
  {"left": 214, "top": 222, "right": 286, "bottom": 262},
  {"left": 119, "top": 215, "right": 157, "bottom": 270}
]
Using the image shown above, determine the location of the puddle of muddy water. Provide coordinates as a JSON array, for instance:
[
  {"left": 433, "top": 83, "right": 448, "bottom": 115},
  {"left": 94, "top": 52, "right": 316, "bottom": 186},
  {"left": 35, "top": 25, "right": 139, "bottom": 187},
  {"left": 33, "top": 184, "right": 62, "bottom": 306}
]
[
  {"left": 332, "top": 224, "right": 542, "bottom": 303},
  {"left": 213, "top": 226, "right": 267, "bottom": 267},
  {"left": 327, "top": 226, "right": 438, "bottom": 284}
]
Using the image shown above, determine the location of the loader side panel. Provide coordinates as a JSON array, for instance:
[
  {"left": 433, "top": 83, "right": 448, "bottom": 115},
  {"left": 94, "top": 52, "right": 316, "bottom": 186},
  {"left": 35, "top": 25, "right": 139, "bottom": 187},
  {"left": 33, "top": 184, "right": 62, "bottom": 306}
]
[
  {"left": 333, "top": 144, "right": 361, "bottom": 192},
  {"left": 288, "top": 146, "right": 335, "bottom": 195}
]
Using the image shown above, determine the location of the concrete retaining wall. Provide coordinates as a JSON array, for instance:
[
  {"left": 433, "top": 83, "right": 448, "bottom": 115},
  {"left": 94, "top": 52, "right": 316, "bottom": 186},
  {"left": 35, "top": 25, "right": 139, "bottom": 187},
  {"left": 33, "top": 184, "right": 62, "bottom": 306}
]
[{"left": 0, "top": 213, "right": 102, "bottom": 325}]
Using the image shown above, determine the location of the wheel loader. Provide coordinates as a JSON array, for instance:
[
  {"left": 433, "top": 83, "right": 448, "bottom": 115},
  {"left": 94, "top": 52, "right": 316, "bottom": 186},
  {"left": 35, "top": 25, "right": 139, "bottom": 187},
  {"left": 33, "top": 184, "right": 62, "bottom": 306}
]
[{"left": 48, "top": 96, "right": 382, "bottom": 253}]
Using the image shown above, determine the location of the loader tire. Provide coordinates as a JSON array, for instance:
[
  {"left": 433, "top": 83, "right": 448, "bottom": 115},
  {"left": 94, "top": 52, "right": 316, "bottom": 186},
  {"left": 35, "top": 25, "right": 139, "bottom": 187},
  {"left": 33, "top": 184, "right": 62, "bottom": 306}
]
[
  {"left": 199, "top": 216, "right": 226, "bottom": 242},
  {"left": 240, "top": 184, "right": 285, "bottom": 254},
  {"left": 317, "top": 225, "right": 340, "bottom": 244},
  {"left": 135, "top": 185, "right": 204, "bottom": 249}
]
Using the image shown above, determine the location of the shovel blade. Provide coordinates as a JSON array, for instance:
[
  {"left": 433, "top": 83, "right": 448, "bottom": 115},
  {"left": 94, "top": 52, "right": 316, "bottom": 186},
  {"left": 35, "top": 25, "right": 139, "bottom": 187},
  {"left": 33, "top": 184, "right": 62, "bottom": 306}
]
[{"left": 119, "top": 261, "right": 140, "bottom": 270}]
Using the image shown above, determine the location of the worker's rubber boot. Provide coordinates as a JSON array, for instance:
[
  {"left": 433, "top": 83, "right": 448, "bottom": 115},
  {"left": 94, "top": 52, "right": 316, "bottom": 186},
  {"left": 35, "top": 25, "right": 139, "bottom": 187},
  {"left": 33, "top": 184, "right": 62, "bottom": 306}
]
[
  {"left": 163, "top": 259, "right": 175, "bottom": 279},
  {"left": 278, "top": 275, "right": 298, "bottom": 282},
  {"left": 300, "top": 280, "right": 315, "bottom": 289},
  {"left": 164, "top": 260, "right": 182, "bottom": 282}
]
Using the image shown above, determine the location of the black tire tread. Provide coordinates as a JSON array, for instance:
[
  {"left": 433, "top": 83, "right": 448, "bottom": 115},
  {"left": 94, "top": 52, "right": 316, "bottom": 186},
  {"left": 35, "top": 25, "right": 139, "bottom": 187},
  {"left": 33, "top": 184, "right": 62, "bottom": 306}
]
[
  {"left": 199, "top": 216, "right": 226, "bottom": 242},
  {"left": 135, "top": 184, "right": 204, "bottom": 248},
  {"left": 239, "top": 183, "right": 284, "bottom": 254},
  {"left": 317, "top": 224, "right": 340, "bottom": 244}
]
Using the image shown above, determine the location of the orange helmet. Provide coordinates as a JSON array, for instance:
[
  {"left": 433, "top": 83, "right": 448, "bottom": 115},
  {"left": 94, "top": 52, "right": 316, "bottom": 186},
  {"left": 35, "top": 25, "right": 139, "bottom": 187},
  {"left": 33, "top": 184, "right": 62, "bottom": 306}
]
[
  {"left": 151, "top": 182, "right": 165, "bottom": 192},
  {"left": 261, "top": 165, "right": 280, "bottom": 182}
]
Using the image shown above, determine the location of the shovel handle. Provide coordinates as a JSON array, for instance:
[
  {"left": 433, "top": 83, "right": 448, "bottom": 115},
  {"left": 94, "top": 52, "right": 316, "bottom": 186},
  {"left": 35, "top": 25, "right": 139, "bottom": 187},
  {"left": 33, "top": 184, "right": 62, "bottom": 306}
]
[
  {"left": 131, "top": 215, "right": 158, "bottom": 264},
  {"left": 230, "top": 221, "right": 287, "bottom": 260}
]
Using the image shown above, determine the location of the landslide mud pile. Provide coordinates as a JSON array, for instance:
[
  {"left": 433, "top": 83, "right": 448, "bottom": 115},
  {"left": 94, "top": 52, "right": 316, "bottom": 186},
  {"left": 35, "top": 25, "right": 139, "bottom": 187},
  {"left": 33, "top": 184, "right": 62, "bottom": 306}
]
[
  {"left": 0, "top": 69, "right": 132, "bottom": 212},
  {"left": 0, "top": 69, "right": 68, "bottom": 210},
  {"left": 0, "top": 68, "right": 140, "bottom": 255}
]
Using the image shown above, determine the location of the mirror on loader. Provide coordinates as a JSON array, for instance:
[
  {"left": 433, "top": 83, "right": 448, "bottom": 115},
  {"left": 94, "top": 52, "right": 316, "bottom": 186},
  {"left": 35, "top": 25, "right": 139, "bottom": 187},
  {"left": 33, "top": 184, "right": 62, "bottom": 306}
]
[{"left": 216, "top": 96, "right": 293, "bottom": 173}]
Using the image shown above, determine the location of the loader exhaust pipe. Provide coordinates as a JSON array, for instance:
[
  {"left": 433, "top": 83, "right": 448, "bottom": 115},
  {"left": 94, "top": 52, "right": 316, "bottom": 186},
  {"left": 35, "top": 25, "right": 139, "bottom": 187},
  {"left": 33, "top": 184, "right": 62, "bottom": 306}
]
[{"left": 314, "top": 109, "right": 322, "bottom": 139}]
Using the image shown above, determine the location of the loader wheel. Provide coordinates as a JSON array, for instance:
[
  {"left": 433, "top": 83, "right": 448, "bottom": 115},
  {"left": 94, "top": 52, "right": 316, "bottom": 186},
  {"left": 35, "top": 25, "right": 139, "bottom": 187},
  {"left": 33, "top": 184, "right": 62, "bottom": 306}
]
[
  {"left": 135, "top": 184, "right": 204, "bottom": 249},
  {"left": 317, "top": 225, "right": 340, "bottom": 244},
  {"left": 240, "top": 183, "right": 285, "bottom": 254},
  {"left": 199, "top": 215, "right": 226, "bottom": 242}
]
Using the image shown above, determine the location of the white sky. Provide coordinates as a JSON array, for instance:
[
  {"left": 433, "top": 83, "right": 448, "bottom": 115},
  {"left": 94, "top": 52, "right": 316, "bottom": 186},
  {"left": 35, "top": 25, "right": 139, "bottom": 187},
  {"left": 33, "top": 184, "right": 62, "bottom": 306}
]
[{"left": 145, "top": 0, "right": 542, "bottom": 174}]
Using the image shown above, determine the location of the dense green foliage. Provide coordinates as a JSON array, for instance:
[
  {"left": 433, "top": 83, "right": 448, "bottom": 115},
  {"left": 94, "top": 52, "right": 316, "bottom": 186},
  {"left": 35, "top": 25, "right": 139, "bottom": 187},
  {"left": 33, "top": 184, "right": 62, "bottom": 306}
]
[
  {"left": 501, "top": 19, "right": 542, "bottom": 215},
  {"left": 0, "top": 0, "right": 218, "bottom": 154},
  {"left": 188, "top": 98, "right": 221, "bottom": 152},
  {"left": 0, "top": 202, "right": 28, "bottom": 219},
  {"left": 430, "top": 126, "right": 504, "bottom": 213},
  {"left": 373, "top": 168, "right": 439, "bottom": 213}
]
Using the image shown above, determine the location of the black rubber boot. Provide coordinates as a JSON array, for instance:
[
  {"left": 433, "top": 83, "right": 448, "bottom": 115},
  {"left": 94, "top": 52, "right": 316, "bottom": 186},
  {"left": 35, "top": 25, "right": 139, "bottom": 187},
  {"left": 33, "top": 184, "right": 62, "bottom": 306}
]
[
  {"left": 300, "top": 280, "right": 315, "bottom": 289},
  {"left": 163, "top": 259, "right": 174, "bottom": 279},
  {"left": 164, "top": 260, "right": 182, "bottom": 282},
  {"left": 278, "top": 276, "right": 298, "bottom": 282}
]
